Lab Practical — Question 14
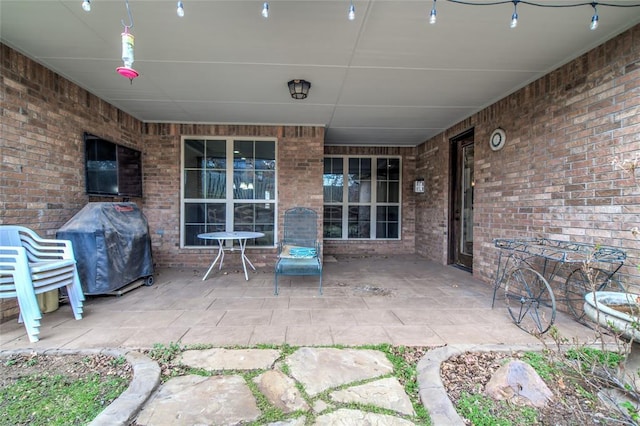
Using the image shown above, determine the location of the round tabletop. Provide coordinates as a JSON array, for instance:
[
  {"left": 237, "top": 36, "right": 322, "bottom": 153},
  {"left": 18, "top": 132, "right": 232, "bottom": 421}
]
[{"left": 197, "top": 231, "right": 265, "bottom": 240}]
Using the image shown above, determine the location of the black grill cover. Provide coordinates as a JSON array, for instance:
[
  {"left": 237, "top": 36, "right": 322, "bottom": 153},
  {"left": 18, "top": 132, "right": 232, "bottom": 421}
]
[{"left": 57, "top": 202, "right": 154, "bottom": 295}]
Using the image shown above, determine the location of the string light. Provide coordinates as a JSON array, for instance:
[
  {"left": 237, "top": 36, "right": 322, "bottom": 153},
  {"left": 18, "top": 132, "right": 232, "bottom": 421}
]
[
  {"left": 429, "top": 0, "right": 437, "bottom": 24},
  {"left": 510, "top": 0, "right": 518, "bottom": 28},
  {"left": 79, "top": 0, "right": 640, "bottom": 30},
  {"left": 446, "top": 0, "right": 640, "bottom": 30},
  {"left": 590, "top": 3, "right": 599, "bottom": 30}
]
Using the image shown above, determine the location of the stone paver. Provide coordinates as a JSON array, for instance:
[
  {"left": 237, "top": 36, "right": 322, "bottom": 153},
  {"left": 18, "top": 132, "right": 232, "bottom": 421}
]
[
  {"left": 135, "top": 375, "right": 260, "bottom": 425},
  {"left": 287, "top": 347, "right": 394, "bottom": 396},
  {"left": 314, "top": 408, "right": 416, "bottom": 425},
  {"left": 179, "top": 347, "right": 280, "bottom": 370},
  {"left": 254, "top": 369, "right": 310, "bottom": 413},
  {"left": 268, "top": 417, "right": 307, "bottom": 426},
  {"left": 329, "top": 377, "right": 416, "bottom": 416}
]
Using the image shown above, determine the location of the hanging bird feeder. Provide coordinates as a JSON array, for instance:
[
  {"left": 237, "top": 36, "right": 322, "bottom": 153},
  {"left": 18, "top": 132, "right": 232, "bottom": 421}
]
[{"left": 116, "top": 0, "right": 139, "bottom": 83}]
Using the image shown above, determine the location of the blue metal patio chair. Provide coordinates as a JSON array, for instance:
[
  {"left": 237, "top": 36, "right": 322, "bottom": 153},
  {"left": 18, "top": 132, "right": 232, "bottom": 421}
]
[
  {"left": 0, "top": 225, "right": 85, "bottom": 342},
  {"left": 274, "top": 207, "right": 322, "bottom": 295}
]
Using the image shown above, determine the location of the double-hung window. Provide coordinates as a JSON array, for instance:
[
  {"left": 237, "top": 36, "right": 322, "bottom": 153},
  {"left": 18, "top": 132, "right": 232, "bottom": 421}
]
[
  {"left": 323, "top": 156, "right": 401, "bottom": 240},
  {"left": 182, "top": 137, "right": 276, "bottom": 247}
]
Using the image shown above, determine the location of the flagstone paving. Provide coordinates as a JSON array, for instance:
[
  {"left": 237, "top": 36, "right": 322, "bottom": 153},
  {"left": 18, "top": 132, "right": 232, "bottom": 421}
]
[{"left": 134, "top": 347, "right": 419, "bottom": 425}]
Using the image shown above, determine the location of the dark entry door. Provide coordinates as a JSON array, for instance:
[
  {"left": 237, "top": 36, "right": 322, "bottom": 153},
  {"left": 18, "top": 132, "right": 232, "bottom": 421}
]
[{"left": 449, "top": 130, "right": 474, "bottom": 271}]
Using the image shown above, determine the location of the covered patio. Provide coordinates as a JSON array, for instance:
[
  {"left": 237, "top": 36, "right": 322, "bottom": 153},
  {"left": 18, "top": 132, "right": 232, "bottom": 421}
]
[{"left": 0, "top": 255, "right": 597, "bottom": 350}]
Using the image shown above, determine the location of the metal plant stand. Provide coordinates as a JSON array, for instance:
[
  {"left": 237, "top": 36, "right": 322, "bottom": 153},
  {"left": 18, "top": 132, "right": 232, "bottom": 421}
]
[{"left": 492, "top": 238, "right": 626, "bottom": 335}]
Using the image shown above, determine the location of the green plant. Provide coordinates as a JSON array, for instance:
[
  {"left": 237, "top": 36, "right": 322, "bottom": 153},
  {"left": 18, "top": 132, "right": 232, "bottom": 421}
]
[
  {"left": 522, "top": 351, "right": 558, "bottom": 381},
  {"left": 621, "top": 401, "right": 640, "bottom": 423},
  {"left": 148, "top": 342, "right": 182, "bottom": 363},
  {"left": 110, "top": 355, "right": 127, "bottom": 367},
  {"left": 0, "top": 373, "right": 128, "bottom": 426},
  {"left": 565, "top": 347, "right": 625, "bottom": 370},
  {"left": 457, "top": 392, "right": 537, "bottom": 426}
]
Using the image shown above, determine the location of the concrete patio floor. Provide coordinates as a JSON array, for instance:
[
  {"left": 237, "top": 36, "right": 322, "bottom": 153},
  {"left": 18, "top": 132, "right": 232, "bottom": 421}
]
[{"left": 0, "top": 255, "right": 600, "bottom": 350}]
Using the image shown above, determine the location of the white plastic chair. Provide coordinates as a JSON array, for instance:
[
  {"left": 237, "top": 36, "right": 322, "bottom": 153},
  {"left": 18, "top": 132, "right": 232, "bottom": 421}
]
[{"left": 0, "top": 226, "right": 85, "bottom": 342}]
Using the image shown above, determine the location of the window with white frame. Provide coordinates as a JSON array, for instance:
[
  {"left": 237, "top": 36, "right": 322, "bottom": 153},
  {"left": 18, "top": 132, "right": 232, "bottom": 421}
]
[
  {"left": 323, "top": 156, "right": 401, "bottom": 240},
  {"left": 182, "top": 137, "right": 276, "bottom": 247}
]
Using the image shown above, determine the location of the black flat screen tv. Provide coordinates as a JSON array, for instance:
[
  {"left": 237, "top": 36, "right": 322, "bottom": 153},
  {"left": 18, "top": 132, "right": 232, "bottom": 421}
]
[{"left": 84, "top": 132, "right": 143, "bottom": 198}]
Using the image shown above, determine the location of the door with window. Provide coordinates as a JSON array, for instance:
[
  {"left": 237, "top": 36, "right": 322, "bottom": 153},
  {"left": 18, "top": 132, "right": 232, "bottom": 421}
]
[{"left": 449, "top": 130, "right": 474, "bottom": 271}]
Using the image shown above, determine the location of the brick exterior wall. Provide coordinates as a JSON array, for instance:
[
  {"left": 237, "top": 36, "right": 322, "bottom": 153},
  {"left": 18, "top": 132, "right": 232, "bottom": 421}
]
[
  {"left": 0, "top": 45, "right": 324, "bottom": 320},
  {"left": 141, "top": 123, "right": 324, "bottom": 269},
  {"left": 1, "top": 23, "right": 639, "bottom": 321},
  {"left": 415, "top": 25, "right": 640, "bottom": 293},
  {"left": 0, "top": 44, "right": 145, "bottom": 321}
]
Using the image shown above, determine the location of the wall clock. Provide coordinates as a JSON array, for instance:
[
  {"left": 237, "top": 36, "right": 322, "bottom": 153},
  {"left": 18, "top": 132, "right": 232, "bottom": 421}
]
[{"left": 489, "top": 128, "right": 506, "bottom": 151}]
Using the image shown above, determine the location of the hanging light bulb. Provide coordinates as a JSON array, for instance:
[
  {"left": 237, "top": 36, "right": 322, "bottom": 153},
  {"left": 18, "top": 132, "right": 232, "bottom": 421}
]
[
  {"left": 81, "top": 0, "right": 91, "bottom": 12},
  {"left": 429, "top": 0, "right": 437, "bottom": 24},
  {"left": 510, "top": 1, "right": 519, "bottom": 28},
  {"left": 590, "top": 3, "right": 599, "bottom": 30},
  {"left": 348, "top": 1, "right": 355, "bottom": 21},
  {"left": 177, "top": 1, "right": 185, "bottom": 17},
  {"left": 262, "top": 1, "right": 269, "bottom": 18}
]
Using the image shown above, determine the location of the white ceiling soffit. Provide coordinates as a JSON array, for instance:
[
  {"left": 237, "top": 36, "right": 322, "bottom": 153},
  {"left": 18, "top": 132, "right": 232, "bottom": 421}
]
[{"left": 1, "top": 0, "right": 639, "bottom": 146}]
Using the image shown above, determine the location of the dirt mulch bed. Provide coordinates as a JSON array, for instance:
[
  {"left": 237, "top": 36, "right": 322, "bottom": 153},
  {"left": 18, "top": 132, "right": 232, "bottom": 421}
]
[{"left": 441, "top": 350, "right": 626, "bottom": 425}]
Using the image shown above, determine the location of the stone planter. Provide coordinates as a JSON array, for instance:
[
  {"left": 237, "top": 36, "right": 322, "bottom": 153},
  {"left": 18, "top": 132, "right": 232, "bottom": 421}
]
[{"left": 584, "top": 291, "right": 640, "bottom": 342}]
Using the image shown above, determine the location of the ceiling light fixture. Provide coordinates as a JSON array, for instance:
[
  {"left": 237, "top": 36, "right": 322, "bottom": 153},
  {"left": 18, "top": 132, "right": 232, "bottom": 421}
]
[
  {"left": 287, "top": 79, "right": 311, "bottom": 100},
  {"left": 446, "top": 0, "right": 640, "bottom": 30},
  {"left": 262, "top": 1, "right": 269, "bottom": 18},
  {"left": 116, "top": 0, "right": 139, "bottom": 83},
  {"left": 177, "top": 1, "right": 185, "bottom": 17},
  {"left": 348, "top": 1, "right": 355, "bottom": 21},
  {"left": 81, "top": 0, "right": 91, "bottom": 12},
  {"left": 429, "top": 0, "right": 437, "bottom": 24}
]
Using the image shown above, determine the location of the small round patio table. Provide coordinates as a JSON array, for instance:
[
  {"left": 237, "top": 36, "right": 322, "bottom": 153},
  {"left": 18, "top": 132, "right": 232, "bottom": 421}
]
[{"left": 197, "top": 231, "right": 265, "bottom": 281}]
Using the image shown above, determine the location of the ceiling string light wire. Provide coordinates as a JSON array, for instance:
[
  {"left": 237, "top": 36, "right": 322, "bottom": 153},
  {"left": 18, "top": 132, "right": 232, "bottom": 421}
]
[{"left": 446, "top": 1, "right": 640, "bottom": 30}]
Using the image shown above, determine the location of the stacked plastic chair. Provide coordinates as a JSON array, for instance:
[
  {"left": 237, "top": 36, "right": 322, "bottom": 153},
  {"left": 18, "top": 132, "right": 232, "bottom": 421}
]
[
  {"left": 0, "top": 226, "right": 85, "bottom": 342},
  {"left": 274, "top": 207, "right": 323, "bottom": 295}
]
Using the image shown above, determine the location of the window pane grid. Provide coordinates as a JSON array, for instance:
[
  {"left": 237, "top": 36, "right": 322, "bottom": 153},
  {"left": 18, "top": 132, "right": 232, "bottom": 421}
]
[
  {"left": 324, "top": 156, "right": 400, "bottom": 240},
  {"left": 182, "top": 138, "right": 276, "bottom": 247}
]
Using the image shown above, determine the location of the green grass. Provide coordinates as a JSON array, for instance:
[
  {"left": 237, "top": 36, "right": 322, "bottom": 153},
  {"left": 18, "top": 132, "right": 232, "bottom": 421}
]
[
  {"left": 0, "top": 372, "right": 128, "bottom": 426},
  {"left": 457, "top": 392, "right": 538, "bottom": 426}
]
